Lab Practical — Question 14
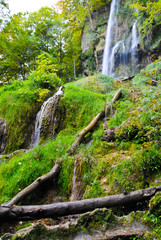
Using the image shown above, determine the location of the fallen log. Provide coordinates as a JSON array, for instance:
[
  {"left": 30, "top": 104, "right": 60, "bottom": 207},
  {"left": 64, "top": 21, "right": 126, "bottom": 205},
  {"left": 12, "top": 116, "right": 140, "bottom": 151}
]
[
  {"left": 119, "top": 75, "right": 135, "bottom": 82},
  {"left": 69, "top": 111, "right": 105, "bottom": 153},
  {"left": 1, "top": 185, "right": 161, "bottom": 222},
  {"left": 69, "top": 89, "right": 122, "bottom": 153},
  {"left": 2, "top": 161, "right": 61, "bottom": 208}
]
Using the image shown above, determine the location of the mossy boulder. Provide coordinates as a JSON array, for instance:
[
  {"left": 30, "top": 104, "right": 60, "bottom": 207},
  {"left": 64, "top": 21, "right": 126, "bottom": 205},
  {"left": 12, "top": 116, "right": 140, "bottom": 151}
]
[{"left": 149, "top": 192, "right": 161, "bottom": 217}]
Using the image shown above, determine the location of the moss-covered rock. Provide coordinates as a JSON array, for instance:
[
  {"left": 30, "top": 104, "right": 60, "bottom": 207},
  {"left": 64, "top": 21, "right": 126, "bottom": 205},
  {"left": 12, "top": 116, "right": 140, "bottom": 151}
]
[{"left": 149, "top": 192, "right": 161, "bottom": 217}]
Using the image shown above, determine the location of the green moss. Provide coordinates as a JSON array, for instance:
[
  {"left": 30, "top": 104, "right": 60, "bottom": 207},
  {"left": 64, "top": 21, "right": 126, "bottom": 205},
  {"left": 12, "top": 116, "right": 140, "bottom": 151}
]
[
  {"left": 149, "top": 192, "right": 161, "bottom": 217},
  {"left": 77, "top": 208, "right": 115, "bottom": 230},
  {"left": 70, "top": 74, "right": 115, "bottom": 94}
]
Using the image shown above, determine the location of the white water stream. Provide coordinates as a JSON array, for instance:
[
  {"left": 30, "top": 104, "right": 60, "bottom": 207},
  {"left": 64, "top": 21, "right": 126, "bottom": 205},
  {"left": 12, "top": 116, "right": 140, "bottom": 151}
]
[
  {"left": 131, "top": 20, "right": 140, "bottom": 72},
  {"left": 102, "top": 0, "right": 119, "bottom": 75},
  {"left": 32, "top": 86, "right": 63, "bottom": 147},
  {"left": 102, "top": 0, "right": 140, "bottom": 77},
  {"left": 71, "top": 158, "right": 77, "bottom": 201}
]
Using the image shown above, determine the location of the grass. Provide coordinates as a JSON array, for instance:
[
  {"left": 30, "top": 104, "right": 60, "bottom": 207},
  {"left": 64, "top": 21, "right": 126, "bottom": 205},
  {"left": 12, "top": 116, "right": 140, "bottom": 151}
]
[
  {"left": 0, "top": 60, "right": 160, "bottom": 238},
  {"left": 0, "top": 133, "right": 74, "bottom": 204},
  {"left": 0, "top": 74, "right": 114, "bottom": 203},
  {"left": 0, "top": 79, "right": 53, "bottom": 152}
]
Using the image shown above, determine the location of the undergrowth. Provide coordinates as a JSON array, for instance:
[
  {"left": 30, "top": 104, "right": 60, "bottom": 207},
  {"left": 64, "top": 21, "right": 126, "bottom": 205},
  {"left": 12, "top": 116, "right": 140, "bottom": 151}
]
[{"left": 0, "top": 60, "right": 160, "bottom": 237}]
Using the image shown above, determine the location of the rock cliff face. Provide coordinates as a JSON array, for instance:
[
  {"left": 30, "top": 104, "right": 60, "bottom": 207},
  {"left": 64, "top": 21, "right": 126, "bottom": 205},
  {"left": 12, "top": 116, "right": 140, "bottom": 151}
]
[
  {"left": 81, "top": 3, "right": 161, "bottom": 76},
  {"left": 0, "top": 118, "right": 7, "bottom": 154}
]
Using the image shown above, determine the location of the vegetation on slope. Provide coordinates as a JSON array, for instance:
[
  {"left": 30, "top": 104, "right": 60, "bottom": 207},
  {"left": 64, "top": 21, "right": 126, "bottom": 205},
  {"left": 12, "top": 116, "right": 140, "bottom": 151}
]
[{"left": 0, "top": 60, "right": 160, "bottom": 238}]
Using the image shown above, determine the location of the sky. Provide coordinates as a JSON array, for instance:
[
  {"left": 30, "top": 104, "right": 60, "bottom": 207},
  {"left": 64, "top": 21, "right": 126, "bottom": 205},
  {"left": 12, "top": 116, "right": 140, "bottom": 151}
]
[{"left": 8, "top": 0, "right": 59, "bottom": 15}]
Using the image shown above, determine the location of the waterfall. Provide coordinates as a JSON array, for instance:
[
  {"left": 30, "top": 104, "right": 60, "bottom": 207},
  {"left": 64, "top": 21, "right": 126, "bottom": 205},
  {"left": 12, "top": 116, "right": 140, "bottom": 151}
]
[
  {"left": 102, "top": 0, "right": 119, "bottom": 75},
  {"left": 109, "top": 40, "right": 125, "bottom": 76},
  {"left": 71, "top": 158, "right": 77, "bottom": 201},
  {"left": 32, "top": 86, "right": 63, "bottom": 147},
  {"left": 102, "top": 0, "right": 140, "bottom": 77},
  {"left": 131, "top": 20, "right": 140, "bottom": 73}
]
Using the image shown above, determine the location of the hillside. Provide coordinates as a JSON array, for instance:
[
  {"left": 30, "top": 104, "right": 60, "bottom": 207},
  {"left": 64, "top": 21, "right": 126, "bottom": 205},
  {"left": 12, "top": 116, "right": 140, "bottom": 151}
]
[
  {"left": 0, "top": 60, "right": 161, "bottom": 239},
  {"left": 0, "top": 0, "right": 161, "bottom": 239}
]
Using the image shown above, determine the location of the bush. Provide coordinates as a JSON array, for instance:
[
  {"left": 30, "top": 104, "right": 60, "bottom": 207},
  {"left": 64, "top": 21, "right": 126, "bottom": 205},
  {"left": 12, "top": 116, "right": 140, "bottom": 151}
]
[{"left": 28, "top": 53, "right": 61, "bottom": 90}]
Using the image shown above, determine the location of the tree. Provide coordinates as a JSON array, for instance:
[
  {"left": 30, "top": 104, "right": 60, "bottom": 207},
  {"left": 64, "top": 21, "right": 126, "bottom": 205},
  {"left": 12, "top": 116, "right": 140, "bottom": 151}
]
[
  {"left": 131, "top": 0, "right": 161, "bottom": 34},
  {"left": 28, "top": 52, "right": 61, "bottom": 90},
  {"left": 0, "top": 0, "right": 9, "bottom": 30},
  {"left": 0, "top": 13, "right": 37, "bottom": 81},
  {"left": 0, "top": 7, "right": 64, "bottom": 82}
]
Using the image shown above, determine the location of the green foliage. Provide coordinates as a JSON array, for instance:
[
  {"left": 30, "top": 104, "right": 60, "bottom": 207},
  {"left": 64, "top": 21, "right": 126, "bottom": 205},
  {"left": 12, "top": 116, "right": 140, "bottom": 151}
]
[
  {"left": 116, "top": 118, "right": 143, "bottom": 142},
  {"left": 28, "top": 53, "right": 61, "bottom": 90},
  {"left": 71, "top": 74, "right": 115, "bottom": 94},
  {"left": 83, "top": 179, "right": 104, "bottom": 199},
  {"left": 108, "top": 100, "right": 134, "bottom": 127},
  {"left": 105, "top": 147, "right": 161, "bottom": 194},
  {"left": 130, "top": 0, "right": 161, "bottom": 35},
  {"left": 58, "top": 154, "right": 74, "bottom": 196},
  {"left": 0, "top": 0, "right": 9, "bottom": 30},
  {"left": 142, "top": 148, "right": 161, "bottom": 177},
  {"left": 59, "top": 82, "right": 107, "bottom": 131},
  {"left": 0, "top": 134, "right": 73, "bottom": 204},
  {"left": 0, "top": 75, "right": 57, "bottom": 152}
]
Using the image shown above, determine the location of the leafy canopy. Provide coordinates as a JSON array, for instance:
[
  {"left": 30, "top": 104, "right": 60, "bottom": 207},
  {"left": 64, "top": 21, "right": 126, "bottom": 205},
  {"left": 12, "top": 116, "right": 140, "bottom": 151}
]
[{"left": 131, "top": 0, "right": 161, "bottom": 34}]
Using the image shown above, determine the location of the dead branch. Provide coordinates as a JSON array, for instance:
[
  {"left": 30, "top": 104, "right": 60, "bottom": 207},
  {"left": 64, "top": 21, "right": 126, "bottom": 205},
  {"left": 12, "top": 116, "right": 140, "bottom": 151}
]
[
  {"left": 1, "top": 186, "right": 161, "bottom": 222},
  {"left": 2, "top": 161, "right": 61, "bottom": 208}
]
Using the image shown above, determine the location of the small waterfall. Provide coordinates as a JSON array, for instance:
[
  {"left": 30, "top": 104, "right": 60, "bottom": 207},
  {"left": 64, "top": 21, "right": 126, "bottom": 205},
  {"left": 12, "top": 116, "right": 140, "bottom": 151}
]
[
  {"left": 110, "top": 104, "right": 114, "bottom": 117},
  {"left": 32, "top": 86, "right": 63, "bottom": 147},
  {"left": 131, "top": 20, "right": 140, "bottom": 73},
  {"left": 71, "top": 158, "right": 77, "bottom": 201},
  {"left": 102, "top": 0, "right": 119, "bottom": 75}
]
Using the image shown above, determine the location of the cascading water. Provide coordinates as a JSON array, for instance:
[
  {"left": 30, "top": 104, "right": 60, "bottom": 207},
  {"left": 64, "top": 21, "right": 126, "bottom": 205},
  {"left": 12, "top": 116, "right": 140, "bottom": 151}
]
[
  {"left": 131, "top": 20, "right": 140, "bottom": 73},
  {"left": 109, "top": 40, "right": 125, "bottom": 76},
  {"left": 102, "top": 0, "right": 119, "bottom": 75},
  {"left": 71, "top": 158, "right": 77, "bottom": 201},
  {"left": 102, "top": 0, "right": 140, "bottom": 78},
  {"left": 32, "top": 86, "right": 63, "bottom": 147}
]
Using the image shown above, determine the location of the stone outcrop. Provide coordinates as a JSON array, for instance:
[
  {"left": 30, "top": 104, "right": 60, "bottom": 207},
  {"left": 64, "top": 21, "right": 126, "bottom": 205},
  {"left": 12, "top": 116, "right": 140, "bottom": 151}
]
[
  {"left": 81, "top": 3, "right": 161, "bottom": 76},
  {"left": 0, "top": 118, "right": 7, "bottom": 154},
  {"left": 102, "top": 127, "right": 117, "bottom": 142},
  {"left": 2, "top": 209, "right": 152, "bottom": 240},
  {"left": 81, "top": 5, "right": 110, "bottom": 76}
]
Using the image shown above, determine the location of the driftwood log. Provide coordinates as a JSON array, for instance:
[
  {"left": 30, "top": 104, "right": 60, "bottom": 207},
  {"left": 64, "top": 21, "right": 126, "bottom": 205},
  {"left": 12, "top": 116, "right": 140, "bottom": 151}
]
[
  {"left": 0, "top": 186, "right": 161, "bottom": 222},
  {"left": 69, "top": 89, "right": 122, "bottom": 153},
  {"left": 2, "top": 161, "right": 61, "bottom": 208}
]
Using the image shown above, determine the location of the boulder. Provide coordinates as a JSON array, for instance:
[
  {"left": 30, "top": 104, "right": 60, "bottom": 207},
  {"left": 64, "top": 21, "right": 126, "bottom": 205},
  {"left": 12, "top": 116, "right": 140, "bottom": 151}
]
[{"left": 102, "top": 127, "right": 119, "bottom": 142}]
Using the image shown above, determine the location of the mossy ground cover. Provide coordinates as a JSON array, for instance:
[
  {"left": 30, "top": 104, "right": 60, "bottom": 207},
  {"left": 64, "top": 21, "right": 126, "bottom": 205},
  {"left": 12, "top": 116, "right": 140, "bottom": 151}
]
[
  {"left": 0, "top": 79, "right": 57, "bottom": 153},
  {"left": 0, "top": 74, "right": 112, "bottom": 203},
  {"left": 0, "top": 63, "right": 161, "bottom": 238}
]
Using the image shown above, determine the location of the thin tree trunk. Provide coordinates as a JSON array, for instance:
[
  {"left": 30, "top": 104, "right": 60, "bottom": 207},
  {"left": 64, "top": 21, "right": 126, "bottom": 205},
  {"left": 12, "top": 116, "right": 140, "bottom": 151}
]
[
  {"left": 69, "top": 111, "right": 105, "bottom": 153},
  {"left": 2, "top": 161, "right": 61, "bottom": 208},
  {"left": 84, "top": 0, "right": 95, "bottom": 31},
  {"left": 1, "top": 186, "right": 161, "bottom": 222}
]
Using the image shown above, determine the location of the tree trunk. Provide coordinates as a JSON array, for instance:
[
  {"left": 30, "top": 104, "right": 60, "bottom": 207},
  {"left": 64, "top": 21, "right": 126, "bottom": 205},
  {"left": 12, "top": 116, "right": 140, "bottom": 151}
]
[
  {"left": 119, "top": 76, "right": 135, "bottom": 81},
  {"left": 84, "top": 0, "right": 95, "bottom": 32},
  {"left": 2, "top": 161, "right": 61, "bottom": 208},
  {"left": 69, "top": 89, "right": 122, "bottom": 153},
  {"left": 1, "top": 186, "right": 161, "bottom": 222},
  {"left": 69, "top": 111, "right": 105, "bottom": 153}
]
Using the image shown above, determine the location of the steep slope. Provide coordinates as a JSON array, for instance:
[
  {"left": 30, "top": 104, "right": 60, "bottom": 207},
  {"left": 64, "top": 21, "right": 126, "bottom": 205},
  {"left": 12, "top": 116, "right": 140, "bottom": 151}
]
[{"left": 0, "top": 61, "right": 161, "bottom": 239}]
